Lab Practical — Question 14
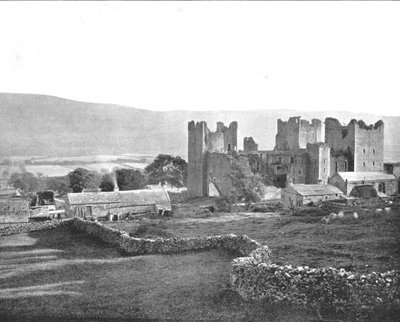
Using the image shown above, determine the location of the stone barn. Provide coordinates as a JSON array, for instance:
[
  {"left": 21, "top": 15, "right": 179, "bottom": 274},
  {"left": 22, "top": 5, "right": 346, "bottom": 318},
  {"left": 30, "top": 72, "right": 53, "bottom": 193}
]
[
  {"left": 283, "top": 184, "right": 343, "bottom": 207},
  {"left": 0, "top": 197, "right": 30, "bottom": 223},
  {"left": 65, "top": 189, "right": 172, "bottom": 221},
  {"left": 329, "top": 172, "right": 398, "bottom": 196}
]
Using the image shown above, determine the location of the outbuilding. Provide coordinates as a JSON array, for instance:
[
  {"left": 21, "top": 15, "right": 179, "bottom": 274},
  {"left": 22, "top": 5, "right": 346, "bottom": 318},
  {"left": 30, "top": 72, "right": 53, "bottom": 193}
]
[
  {"left": 283, "top": 184, "right": 343, "bottom": 207},
  {"left": 65, "top": 189, "right": 172, "bottom": 221},
  {"left": 329, "top": 172, "right": 397, "bottom": 196}
]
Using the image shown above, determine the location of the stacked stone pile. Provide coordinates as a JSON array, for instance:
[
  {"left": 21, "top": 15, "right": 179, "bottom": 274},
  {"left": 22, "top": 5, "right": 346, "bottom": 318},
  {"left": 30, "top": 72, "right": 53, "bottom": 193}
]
[
  {"left": 0, "top": 219, "right": 72, "bottom": 236},
  {"left": 70, "top": 218, "right": 261, "bottom": 256}
]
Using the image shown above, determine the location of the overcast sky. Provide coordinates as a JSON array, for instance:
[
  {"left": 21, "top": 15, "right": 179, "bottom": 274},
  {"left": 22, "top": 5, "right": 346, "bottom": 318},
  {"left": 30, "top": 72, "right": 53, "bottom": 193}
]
[{"left": 1, "top": 2, "right": 400, "bottom": 115}]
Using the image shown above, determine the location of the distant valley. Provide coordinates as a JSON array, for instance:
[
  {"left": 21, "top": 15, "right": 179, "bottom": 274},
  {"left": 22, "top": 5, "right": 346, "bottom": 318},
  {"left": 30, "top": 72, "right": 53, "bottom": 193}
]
[{"left": 1, "top": 93, "right": 399, "bottom": 161}]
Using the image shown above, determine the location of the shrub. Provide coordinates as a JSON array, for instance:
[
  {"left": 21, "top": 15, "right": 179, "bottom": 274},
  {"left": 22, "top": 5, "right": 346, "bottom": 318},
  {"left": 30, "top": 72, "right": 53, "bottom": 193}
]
[
  {"left": 215, "top": 196, "right": 234, "bottom": 213},
  {"left": 131, "top": 221, "right": 174, "bottom": 239}
]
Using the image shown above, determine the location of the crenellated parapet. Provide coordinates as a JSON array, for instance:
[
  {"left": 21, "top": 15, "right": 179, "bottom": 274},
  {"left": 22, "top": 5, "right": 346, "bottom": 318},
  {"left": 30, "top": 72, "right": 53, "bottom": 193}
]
[
  {"left": 325, "top": 117, "right": 384, "bottom": 173},
  {"left": 275, "top": 117, "right": 322, "bottom": 151}
]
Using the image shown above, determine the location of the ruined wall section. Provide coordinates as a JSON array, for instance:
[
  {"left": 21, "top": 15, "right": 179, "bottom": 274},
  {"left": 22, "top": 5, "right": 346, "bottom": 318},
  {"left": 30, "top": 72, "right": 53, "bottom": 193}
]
[
  {"left": 299, "top": 119, "right": 322, "bottom": 149},
  {"left": 325, "top": 117, "right": 356, "bottom": 173},
  {"left": 306, "top": 143, "right": 330, "bottom": 184},
  {"left": 275, "top": 117, "right": 301, "bottom": 151},
  {"left": 208, "top": 153, "right": 234, "bottom": 197},
  {"left": 221, "top": 121, "right": 238, "bottom": 153},
  {"left": 188, "top": 121, "right": 238, "bottom": 197},
  {"left": 188, "top": 121, "right": 209, "bottom": 197},
  {"left": 275, "top": 117, "right": 322, "bottom": 151},
  {"left": 352, "top": 120, "right": 384, "bottom": 172},
  {"left": 243, "top": 137, "right": 259, "bottom": 153},
  {"left": 325, "top": 118, "right": 384, "bottom": 173},
  {"left": 257, "top": 151, "right": 307, "bottom": 187}
]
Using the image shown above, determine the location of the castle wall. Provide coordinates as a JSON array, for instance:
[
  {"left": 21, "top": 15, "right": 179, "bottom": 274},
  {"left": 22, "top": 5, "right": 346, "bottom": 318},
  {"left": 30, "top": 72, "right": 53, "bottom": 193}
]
[
  {"left": 187, "top": 121, "right": 238, "bottom": 197},
  {"left": 353, "top": 120, "right": 384, "bottom": 172},
  {"left": 208, "top": 131, "right": 225, "bottom": 152},
  {"left": 275, "top": 117, "right": 301, "bottom": 151},
  {"left": 275, "top": 117, "right": 322, "bottom": 151},
  {"left": 188, "top": 121, "right": 209, "bottom": 197},
  {"left": 330, "top": 152, "right": 351, "bottom": 175},
  {"left": 249, "top": 150, "right": 307, "bottom": 187},
  {"left": 299, "top": 119, "right": 322, "bottom": 149},
  {"left": 208, "top": 153, "right": 234, "bottom": 197},
  {"left": 243, "top": 137, "right": 258, "bottom": 153},
  {"left": 306, "top": 143, "right": 330, "bottom": 184},
  {"left": 325, "top": 118, "right": 383, "bottom": 173}
]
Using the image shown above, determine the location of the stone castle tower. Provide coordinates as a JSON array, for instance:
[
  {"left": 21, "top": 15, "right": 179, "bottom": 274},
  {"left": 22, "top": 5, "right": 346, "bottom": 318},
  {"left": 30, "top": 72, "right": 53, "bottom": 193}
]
[
  {"left": 325, "top": 118, "right": 384, "bottom": 173},
  {"left": 187, "top": 121, "right": 237, "bottom": 197},
  {"left": 275, "top": 117, "right": 322, "bottom": 151}
]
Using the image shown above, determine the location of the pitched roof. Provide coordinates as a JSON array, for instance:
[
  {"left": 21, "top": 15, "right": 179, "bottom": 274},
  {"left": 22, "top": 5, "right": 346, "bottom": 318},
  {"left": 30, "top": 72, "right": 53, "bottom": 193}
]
[
  {"left": 337, "top": 172, "right": 396, "bottom": 182},
  {"left": 287, "top": 184, "right": 343, "bottom": 196},
  {"left": 66, "top": 189, "right": 171, "bottom": 209}
]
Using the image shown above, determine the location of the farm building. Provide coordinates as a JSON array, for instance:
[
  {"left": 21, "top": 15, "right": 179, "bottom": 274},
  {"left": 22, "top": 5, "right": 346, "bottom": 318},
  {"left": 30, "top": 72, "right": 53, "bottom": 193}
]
[
  {"left": 65, "top": 189, "right": 172, "bottom": 221},
  {"left": 283, "top": 184, "right": 343, "bottom": 207},
  {"left": 0, "top": 197, "right": 30, "bottom": 223},
  {"left": 329, "top": 172, "right": 397, "bottom": 196}
]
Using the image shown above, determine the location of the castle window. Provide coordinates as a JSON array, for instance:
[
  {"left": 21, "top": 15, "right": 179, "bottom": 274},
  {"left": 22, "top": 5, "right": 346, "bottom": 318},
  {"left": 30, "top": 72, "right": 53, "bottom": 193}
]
[
  {"left": 290, "top": 157, "right": 294, "bottom": 164},
  {"left": 278, "top": 157, "right": 282, "bottom": 164},
  {"left": 363, "top": 162, "right": 366, "bottom": 167},
  {"left": 324, "top": 168, "right": 326, "bottom": 173},
  {"left": 228, "top": 144, "right": 231, "bottom": 152},
  {"left": 298, "top": 170, "right": 301, "bottom": 174},
  {"left": 323, "top": 158, "right": 326, "bottom": 164},
  {"left": 373, "top": 149, "right": 376, "bottom": 154},
  {"left": 335, "top": 162, "right": 338, "bottom": 173},
  {"left": 373, "top": 161, "right": 375, "bottom": 166},
  {"left": 363, "top": 148, "right": 366, "bottom": 154}
]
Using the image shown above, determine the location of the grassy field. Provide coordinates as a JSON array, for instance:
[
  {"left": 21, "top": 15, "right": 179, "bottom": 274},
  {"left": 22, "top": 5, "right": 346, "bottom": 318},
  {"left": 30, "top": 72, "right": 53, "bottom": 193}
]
[
  {"left": 0, "top": 228, "right": 315, "bottom": 321},
  {"left": 108, "top": 206, "right": 400, "bottom": 274},
  {"left": 1, "top": 206, "right": 399, "bottom": 321}
]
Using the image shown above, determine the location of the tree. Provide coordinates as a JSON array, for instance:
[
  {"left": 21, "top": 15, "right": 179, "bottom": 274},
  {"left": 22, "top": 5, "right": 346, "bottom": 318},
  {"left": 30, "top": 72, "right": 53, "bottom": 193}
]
[
  {"left": 0, "top": 158, "right": 12, "bottom": 166},
  {"left": 68, "top": 168, "right": 100, "bottom": 193},
  {"left": 9, "top": 172, "right": 40, "bottom": 192},
  {"left": 45, "top": 176, "right": 71, "bottom": 196},
  {"left": 145, "top": 154, "right": 187, "bottom": 187},
  {"left": 99, "top": 173, "right": 115, "bottom": 192},
  {"left": 115, "top": 169, "right": 146, "bottom": 191},
  {"left": 229, "top": 155, "right": 265, "bottom": 203}
]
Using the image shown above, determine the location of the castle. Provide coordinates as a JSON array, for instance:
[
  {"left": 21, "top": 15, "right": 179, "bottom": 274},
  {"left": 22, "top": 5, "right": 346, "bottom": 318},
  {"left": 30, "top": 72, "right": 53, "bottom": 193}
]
[{"left": 187, "top": 116, "right": 388, "bottom": 198}]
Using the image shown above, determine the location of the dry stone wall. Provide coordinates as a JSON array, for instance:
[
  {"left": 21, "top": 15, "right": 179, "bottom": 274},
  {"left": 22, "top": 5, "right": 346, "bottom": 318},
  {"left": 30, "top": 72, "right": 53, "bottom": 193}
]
[
  {"left": 69, "top": 218, "right": 261, "bottom": 256},
  {"left": 0, "top": 219, "right": 72, "bottom": 236},
  {"left": 2, "top": 217, "right": 398, "bottom": 316},
  {"left": 231, "top": 256, "right": 399, "bottom": 316}
]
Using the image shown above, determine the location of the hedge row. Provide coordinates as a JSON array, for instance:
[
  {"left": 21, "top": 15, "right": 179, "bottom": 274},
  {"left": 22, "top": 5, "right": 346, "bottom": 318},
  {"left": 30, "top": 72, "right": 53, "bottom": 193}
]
[
  {"left": 231, "top": 259, "right": 400, "bottom": 317},
  {"left": 69, "top": 218, "right": 261, "bottom": 256},
  {"left": 0, "top": 219, "right": 72, "bottom": 236}
]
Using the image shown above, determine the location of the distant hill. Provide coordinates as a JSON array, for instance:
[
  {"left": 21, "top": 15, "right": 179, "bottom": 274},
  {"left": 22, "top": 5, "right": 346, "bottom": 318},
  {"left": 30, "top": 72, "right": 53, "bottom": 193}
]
[{"left": 1, "top": 93, "right": 399, "bottom": 161}]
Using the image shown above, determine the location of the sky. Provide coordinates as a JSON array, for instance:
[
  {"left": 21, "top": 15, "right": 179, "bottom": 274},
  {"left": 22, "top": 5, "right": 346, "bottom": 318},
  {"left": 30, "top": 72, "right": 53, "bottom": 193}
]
[{"left": 1, "top": 2, "right": 400, "bottom": 115}]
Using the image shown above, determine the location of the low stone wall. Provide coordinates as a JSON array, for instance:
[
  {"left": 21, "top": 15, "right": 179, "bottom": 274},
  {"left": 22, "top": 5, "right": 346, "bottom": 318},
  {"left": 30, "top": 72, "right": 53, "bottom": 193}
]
[
  {"left": 0, "top": 219, "right": 72, "bottom": 236},
  {"left": 3, "top": 217, "right": 398, "bottom": 316},
  {"left": 231, "top": 258, "right": 400, "bottom": 316},
  {"left": 69, "top": 218, "right": 261, "bottom": 256}
]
